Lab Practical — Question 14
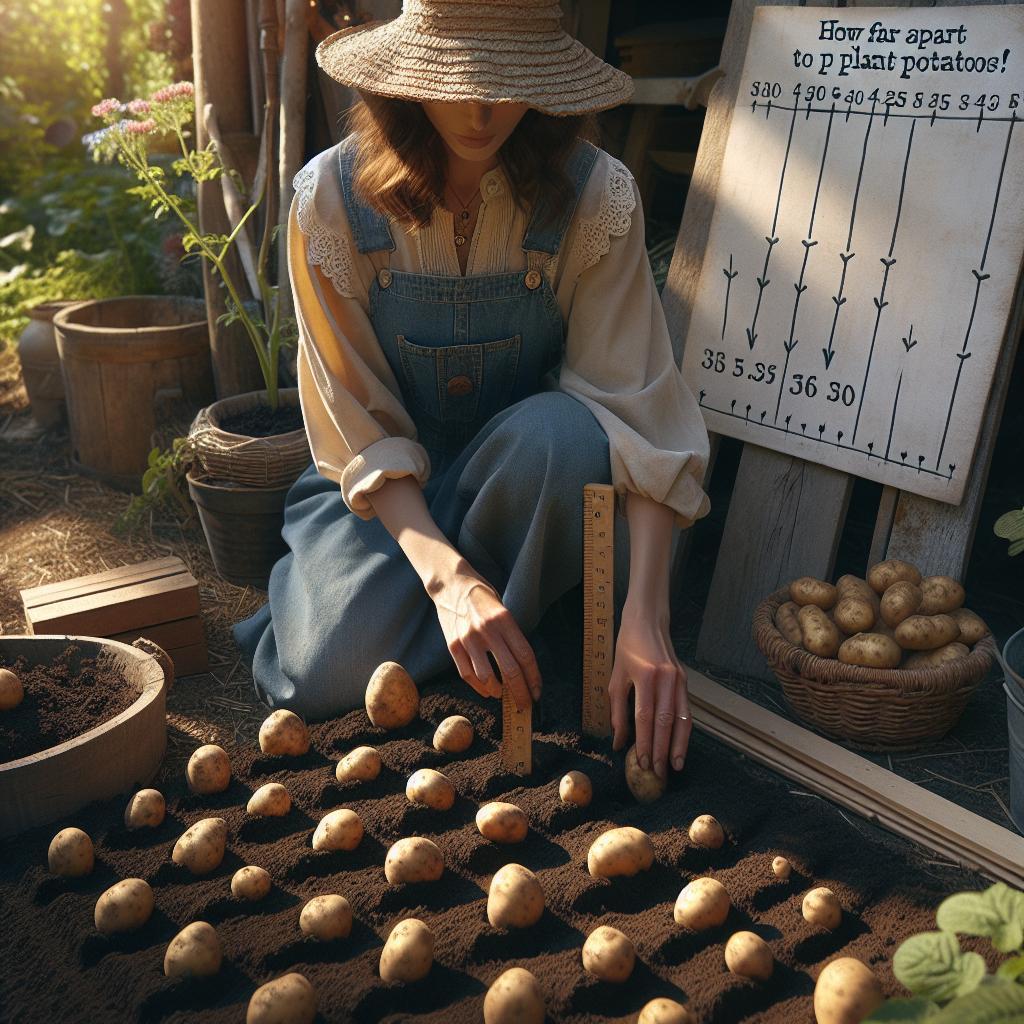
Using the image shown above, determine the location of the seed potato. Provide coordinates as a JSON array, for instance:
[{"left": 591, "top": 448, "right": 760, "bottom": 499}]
[
  {"left": 895, "top": 613, "right": 960, "bottom": 651},
  {"left": 879, "top": 580, "right": 924, "bottom": 628},
  {"left": 432, "top": 714, "right": 474, "bottom": 753},
  {"left": 172, "top": 817, "right": 227, "bottom": 875},
  {"left": 312, "top": 809, "right": 363, "bottom": 852},
  {"left": 903, "top": 642, "right": 971, "bottom": 669},
  {"left": 487, "top": 863, "right": 545, "bottom": 929},
  {"left": 232, "top": 865, "right": 272, "bottom": 901},
  {"left": 837, "top": 633, "right": 902, "bottom": 669},
  {"left": 774, "top": 601, "right": 804, "bottom": 645},
  {"left": 94, "top": 877, "right": 154, "bottom": 934},
  {"left": 725, "top": 930, "right": 774, "bottom": 981},
  {"left": 186, "top": 743, "right": 231, "bottom": 795},
  {"left": 586, "top": 826, "right": 655, "bottom": 879},
  {"left": 299, "top": 894, "right": 352, "bottom": 941},
  {"left": 797, "top": 605, "right": 842, "bottom": 657},
  {"left": 832, "top": 596, "right": 876, "bottom": 635},
  {"left": 258, "top": 709, "right": 310, "bottom": 757},
  {"left": 164, "top": 920, "right": 221, "bottom": 978},
  {"left": 405, "top": 768, "right": 455, "bottom": 810},
  {"left": 247, "top": 782, "right": 292, "bottom": 818},
  {"left": 379, "top": 918, "right": 434, "bottom": 983},
  {"left": 868, "top": 558, "right": 921, "bottom": 594},
  {"left": 364, "top": 661, "right": 419, "bottom": 729},
  {"left": 918, "top": 575, "right": 966, "bottom": 615},
  {"left": 582, "top": 924, "right": 635, "bottom": 983},
  {"left": 835, "top": 575, "right": 879, "bottom": 606},
  {"left": 484, "top": 967, "right": 545, "bottom": 1024},
  {"left": 0, "top": 667, "right": 23, "bottom": 710},
  {"left": 772, "top": 856, "right": 792, "bottom": 880},
  {"left": 124, "top": 788, "right": 166, "bottom": 829},
  {"left": 674, "top": 877, "right": 731, "bottom": 931},
  {"left": 638, "top": 998, "right": 698, "bottom": 1024},
  {"left": 47, "top": 826, "right": 94, "bottom": 877},
  {"left": 813, "top": 957, "right": 884, "bottom": 1024},
  {"left": 476, "top": 801, "right": 528, "bottom": 844},
  {"left": 384, "top": 836, "right": 444, "bottom": 884},
  {"left": 789, "top": 576, "right": 838, "bottom": 609},
  {"left": 559, "top": 770, "right": 593, "bottom": 807},
  {"left": 625, "top": 744, "right": 666, "bottom": 803},
  {"left": 689, "top": 814, "right": 725, "bottom": 850},
  {"left": 802, "top": 886, "right": 842, "bottom": 929},
  {"left": 949, "top": 607, "right": 989, "bottom": 645},
  {"left": 336, "top": 745, "right": 381, "bottom": 783},
  {"left": 246, "top": 972, "right": 317, "bottom": 1024}
]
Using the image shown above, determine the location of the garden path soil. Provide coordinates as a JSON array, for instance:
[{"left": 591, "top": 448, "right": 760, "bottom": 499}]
[
  {"left": 0, "top": 671, "right": 994, "bottom": 1024},
  {"left": 0, "top": 642, "right": 138, "bottom": 762}
]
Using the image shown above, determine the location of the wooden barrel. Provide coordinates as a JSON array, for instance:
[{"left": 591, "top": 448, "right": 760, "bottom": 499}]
[
  {"left": 0, "top": 636, "right": 172, "bottom": 839},
  {"left": 16, "top": 300, "right": 81, "bottom": 428},
  {"left": 53, "top": 296, "right": 216, "bottom": 489}
]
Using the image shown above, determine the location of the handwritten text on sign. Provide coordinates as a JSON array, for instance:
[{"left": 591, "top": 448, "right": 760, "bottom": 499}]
[{"left": 680, "top": 6, "right": 1024, "bottom": 504}]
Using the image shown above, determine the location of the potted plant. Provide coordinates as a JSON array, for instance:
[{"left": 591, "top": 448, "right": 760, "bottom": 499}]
[
  {"left": 996, "top": 505, "right": 1024, "bottom": 833},
  {"left": 87, "top": 81, "right": 306, "bottom": 588}
]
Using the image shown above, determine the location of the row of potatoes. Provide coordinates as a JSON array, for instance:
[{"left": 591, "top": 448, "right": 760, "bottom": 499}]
[{"left": 776, "top": 558, "right": 990, "bottom": 670}]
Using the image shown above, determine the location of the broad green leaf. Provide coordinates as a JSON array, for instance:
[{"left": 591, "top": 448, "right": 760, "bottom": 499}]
[
  {"left": 866, "top": 997, "right": 942, "bottom": 1021},
  {"left": 933, "top": 980, "right": 1024, "bottom": 1023},
  {"left": 995, "top": 510, "right": 1024, "bottom": 540},
  {"left": 937, "top": 885, "right": 1024, "bottom": 953},
  {"left": 997, "top": 957, "right": 1024, "bottom": 982},
  {"left": 147, "top": 447, "right": 161, "bottom": 468},
  {"left": 893, "top": 932, "right": 987, "bottom": 1001}
]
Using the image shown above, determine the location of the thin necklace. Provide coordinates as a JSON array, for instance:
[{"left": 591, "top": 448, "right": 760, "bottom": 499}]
[{"left": 447, "top": 180, "right": 483, "bottom": 248}]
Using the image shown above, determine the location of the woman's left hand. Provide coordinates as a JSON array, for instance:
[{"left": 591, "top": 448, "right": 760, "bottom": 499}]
[{"left": 608, "top": 607, "right": 691, "bottom": 780}]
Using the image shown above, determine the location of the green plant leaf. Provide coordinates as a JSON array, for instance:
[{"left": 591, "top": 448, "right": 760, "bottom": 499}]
[
  {"left": 893, "top": 932, "right": 988, "bottom": 1002},
  {"left": 932, "top": 979, "right": 1024, "bottom": 1023},
  {"left": 866, "top": 997, "right": 942, "bottom": 1021},
  {"left": 995, "top": 510, "right": 1024, "bottom": 541},
  {"left": 937, "top": 885, "right": 1024, "bottom": 953},
  {"left": 997, "top": 957, "right": 1024, "bottom": 982}
]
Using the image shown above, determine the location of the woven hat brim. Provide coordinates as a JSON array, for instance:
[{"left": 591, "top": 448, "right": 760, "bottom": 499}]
[{"left": 315, "top": 19, "right": 634, "bottom": 116}]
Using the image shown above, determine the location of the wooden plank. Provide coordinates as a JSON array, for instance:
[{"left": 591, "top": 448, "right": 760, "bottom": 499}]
[
  {"left": 21, "top": 556, "right": 184, "bottom": 604},
  {"left": 165, "top": 642, "right": 210, "bottom": 677},
  {"left": 686, "top": 666, "right": 1024, "bottom": 886},
  {"left": 696, "top": 446, "right": 852, "bottom": 679},
  {"left": 26, "top": 574, "right": 200, "bottom": 637},
  {"left": 109, "top": 616, "right": 206, "bottom": 650}
]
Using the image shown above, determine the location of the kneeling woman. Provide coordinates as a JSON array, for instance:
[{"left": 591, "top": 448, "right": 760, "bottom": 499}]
[{"left": 234, "top": 0, "right": 711, "bottom": 782}]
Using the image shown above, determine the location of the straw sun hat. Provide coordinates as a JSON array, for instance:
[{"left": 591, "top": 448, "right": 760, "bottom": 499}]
[{"left": 315, "top": 0, "right": 634, "bottom": 116}]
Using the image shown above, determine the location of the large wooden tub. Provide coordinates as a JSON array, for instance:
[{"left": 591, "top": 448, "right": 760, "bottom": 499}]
[{"left": 0, "top": 636, "right": 172, "bottom": 838}]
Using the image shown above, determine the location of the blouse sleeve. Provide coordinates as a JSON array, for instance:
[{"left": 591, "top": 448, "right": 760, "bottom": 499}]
[
  {"left": 288, "top": 155, "right": 431, "bottom": 521},
  {"left": 557, "top": 165, "right": 711, "bottom": 530}
]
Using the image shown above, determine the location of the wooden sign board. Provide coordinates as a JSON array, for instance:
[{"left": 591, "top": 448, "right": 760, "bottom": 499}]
[{"left": 681, "top": 5, "right": 1024, "bottom": 504}]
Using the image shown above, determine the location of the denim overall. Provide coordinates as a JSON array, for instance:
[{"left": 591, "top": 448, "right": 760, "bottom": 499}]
[{"left": 233, "top": 136, "right": 620, "bottom": 721}]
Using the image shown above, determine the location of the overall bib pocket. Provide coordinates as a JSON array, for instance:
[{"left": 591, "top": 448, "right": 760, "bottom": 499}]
[{"left": 396, "top": 333, "right": 521, "bottom": 425}]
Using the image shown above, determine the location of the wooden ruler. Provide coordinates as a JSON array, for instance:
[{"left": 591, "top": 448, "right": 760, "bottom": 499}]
[
  {"left": 500, "top": 689, "right": 531, "bottom": 775},
  {"left": 582, "top": 483, "right": 615, "bottom": 737}
]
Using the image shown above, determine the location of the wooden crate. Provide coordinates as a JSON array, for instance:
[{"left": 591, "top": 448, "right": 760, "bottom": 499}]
[{"left": 20, "top": 556, "right": 209, "bottom": 678}]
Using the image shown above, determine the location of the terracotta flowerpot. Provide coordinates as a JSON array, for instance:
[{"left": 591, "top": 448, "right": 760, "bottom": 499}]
[{"left": 16, "top": 299, "right": 82, "bottom": 428}]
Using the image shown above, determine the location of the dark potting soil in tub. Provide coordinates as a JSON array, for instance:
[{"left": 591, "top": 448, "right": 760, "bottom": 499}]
[
  {"left": 0, "top": 671, "right": 994, "bottom": 1024},
  {"left": 218, "top": 403, "right": 305, "bottom": 438},
  {"left": 0, "top": 642, "right": 139, "bottom": 762}
]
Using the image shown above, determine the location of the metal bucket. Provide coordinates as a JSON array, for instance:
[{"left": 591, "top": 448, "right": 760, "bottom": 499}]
[{"left": 1001, "top": 626, "right": 1024, "bottom": 834}]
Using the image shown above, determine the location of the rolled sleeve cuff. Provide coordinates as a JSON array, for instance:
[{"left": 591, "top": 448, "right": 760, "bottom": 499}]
[
  {"left": 612, "top": 457, "right": 711, "bottom": 530},
  {"left": 339, "top": 436, "right": 432, "bottom": 520}
]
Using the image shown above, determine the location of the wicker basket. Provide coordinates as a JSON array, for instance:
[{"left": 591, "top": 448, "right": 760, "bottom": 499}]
[{"left": 752, "top": 588, "right": 997, "bottom": 751}]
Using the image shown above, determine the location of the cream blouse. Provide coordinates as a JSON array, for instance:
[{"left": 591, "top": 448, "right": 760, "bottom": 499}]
[{"left": 287, "top": 138, "right": 711, "bottom": 529}]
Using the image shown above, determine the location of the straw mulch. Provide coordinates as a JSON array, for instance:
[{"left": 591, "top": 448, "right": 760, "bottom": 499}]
[{"left": 0, "top": 345, "right": 269, "bottom": 780}]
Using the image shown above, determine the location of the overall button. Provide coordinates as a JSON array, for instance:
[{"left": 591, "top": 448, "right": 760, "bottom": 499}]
[
  {"left": 446, "top": 375, "right": 473, "bottom": 396},
  {"left": 524, "top": 269, "right": 542, "bottom": 290},
  {"left": 377, "top": 268, "right": 393, "bottom": 288},
  {"left": 484, "top": 179, "right": 502, "bottom": 197}
]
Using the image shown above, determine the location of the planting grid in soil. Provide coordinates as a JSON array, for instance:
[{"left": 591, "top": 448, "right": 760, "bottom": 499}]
[{"left": 0, "top": 675, "right": 992, "bottom": 1024}]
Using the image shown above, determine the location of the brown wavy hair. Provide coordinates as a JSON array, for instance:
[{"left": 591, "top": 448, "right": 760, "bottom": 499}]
[{"left": 341, "top": 91, "right": 602, "bottom": 233}]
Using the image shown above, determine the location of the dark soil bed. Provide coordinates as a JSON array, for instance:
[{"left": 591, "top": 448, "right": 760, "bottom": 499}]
[
  {"left": 0, "top": 642, "right": 139, "bottom": 762},
  {"left": 0, "top": 666, "right": 992, "bottom": 1024},
  {"left": 218, "top": 404, "right": 305, "bottom": 439}
]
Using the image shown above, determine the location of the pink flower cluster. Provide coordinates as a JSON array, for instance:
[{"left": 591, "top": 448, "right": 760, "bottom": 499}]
[
  {"left": 90, "top": 98, "right": 123, "bottom": 118},
  {"left": 126, "top": 99, "right": 151, "bottom": 115},
  {"left": 124, "top": 119, "right": 157, "bottom": 135},
  {"left": 149, "top": 81, "right": 195, "bottom": 104}
]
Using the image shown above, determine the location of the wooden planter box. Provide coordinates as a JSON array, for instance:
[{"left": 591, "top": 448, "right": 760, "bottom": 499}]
[{"left": 0, "top": 636, "right": 172, "bottom": 839}]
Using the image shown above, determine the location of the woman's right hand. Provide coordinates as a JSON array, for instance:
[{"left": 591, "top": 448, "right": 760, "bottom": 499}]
[{"left": 432, "top": 573, "right": 541, "bottom": 711}]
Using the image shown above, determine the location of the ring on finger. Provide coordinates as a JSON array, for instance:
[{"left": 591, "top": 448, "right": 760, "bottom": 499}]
[{"left": 677, "top": 714, "right": 690, "bottom": 722}]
